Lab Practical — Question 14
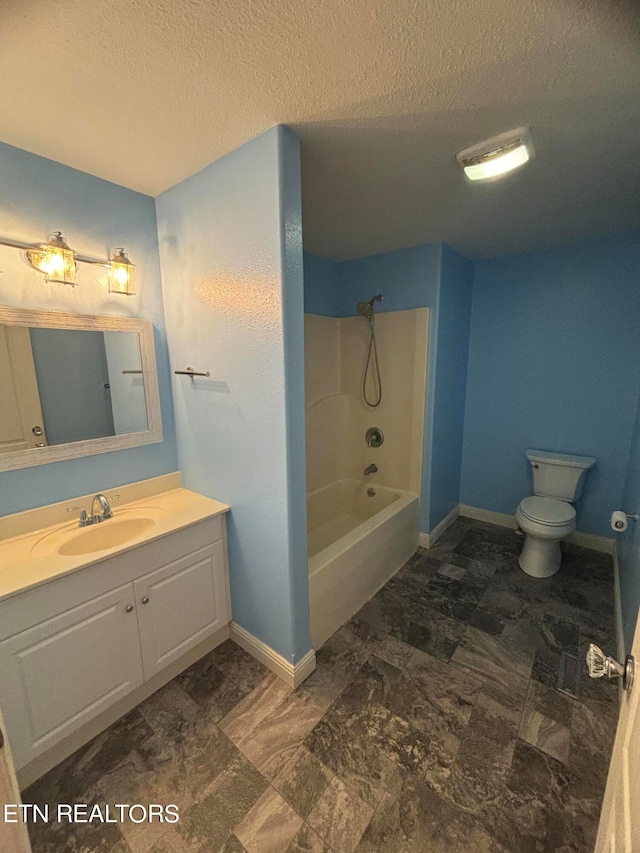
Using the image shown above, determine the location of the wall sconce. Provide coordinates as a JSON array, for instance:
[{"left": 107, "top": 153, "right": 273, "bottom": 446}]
[{"left": 0, "top": 232, "right": 136, "bottom": 295}]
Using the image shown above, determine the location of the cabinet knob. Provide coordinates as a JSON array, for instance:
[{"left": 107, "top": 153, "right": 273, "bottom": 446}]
[
  {"left": 141, "top": 596, "right": 150, "bottom": 605},
  {"left": 125, "top": 604, "right": 134, "bottom": 613}
]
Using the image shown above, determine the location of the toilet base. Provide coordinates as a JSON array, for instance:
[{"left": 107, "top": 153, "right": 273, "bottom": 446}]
[{"left": 518, "top": 533, "right": 562, "bottom": 578}]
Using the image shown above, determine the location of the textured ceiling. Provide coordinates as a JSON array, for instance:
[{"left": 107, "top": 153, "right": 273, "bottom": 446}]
[{"left": 0, "top": 0, "right": 638, "bottom": 259}]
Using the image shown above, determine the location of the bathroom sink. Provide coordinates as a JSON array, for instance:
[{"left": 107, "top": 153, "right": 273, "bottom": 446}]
[
  {"left": 57, "top": 517, "right": 156, "bottom": 556},
  {"left": 32, "top": 507, "right": 169, "bottom": 558}
]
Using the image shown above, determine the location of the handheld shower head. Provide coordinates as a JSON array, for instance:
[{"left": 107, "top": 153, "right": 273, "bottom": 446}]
[
  {"left": 356, "top": 294, "right": 384, "bottom": 318},
  {"left": 357, "top": 301, "right": 374, "bottom": 318}
]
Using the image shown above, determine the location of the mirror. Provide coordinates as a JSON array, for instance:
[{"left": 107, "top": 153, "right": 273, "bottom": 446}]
[{"left": 0, "top": 307, "right": 162, "bottom": 472}]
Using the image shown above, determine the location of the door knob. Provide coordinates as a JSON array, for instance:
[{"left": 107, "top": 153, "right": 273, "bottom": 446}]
[
  {"left": 586, "top": 643, "right": 634, "bottom": 692},
  {"left": 32, "top": 426, "right": 43, "bottom": 435},
  {"left": 141, "top": 596, "right": 150, "bottom": 605},
  {"left": 125, "top": 604, "right": 134, "bottom": 613}
]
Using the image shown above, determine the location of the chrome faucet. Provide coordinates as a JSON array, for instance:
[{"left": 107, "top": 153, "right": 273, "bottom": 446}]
[
  {"left": 364, "top": 464, "right": 378, "bottom": 476},
  {"left": 66, "top": 493, "right": 118, "bottom": 527},
  {"left": 90, "top": 494, "right": 113, "bottom": 523}
]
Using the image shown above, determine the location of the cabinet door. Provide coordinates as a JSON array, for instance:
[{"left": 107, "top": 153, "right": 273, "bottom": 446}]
[
  {"left": 0, "top": 583, "right": 143, "bottom": 769},
  {"left": 135, "top": 541, "right": 229, "bottom": 680}
]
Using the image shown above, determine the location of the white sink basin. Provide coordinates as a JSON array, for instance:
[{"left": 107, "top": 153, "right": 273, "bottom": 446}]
[{"left": 32, "top": 508, "right": 169, "bottom": 558}]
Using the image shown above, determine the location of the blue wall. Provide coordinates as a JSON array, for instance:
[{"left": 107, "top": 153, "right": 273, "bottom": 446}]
[
  {"left": 461, "top": 231, "right": 640, "bottom": 537},
  {"left": 303, "top": 253, "right": 339, "bottom": 316},
  {"left": 0, "top": 142, "right": 177, "bottom": 517},
  {"left": 304, "top": 243, "right": 472, "bottom": 533},
  {"left": 430, "top": 245, "right": 474, "bottom": 530},
  {"left": 156, "top": 126, "right": 310, "bottom": 663}
]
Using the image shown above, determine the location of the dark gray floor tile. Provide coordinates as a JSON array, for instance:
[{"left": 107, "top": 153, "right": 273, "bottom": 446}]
[
  {"left": 507, "top": 739, "right": 571, "bottom": 805},
  {"left": 404, "top": 617, "right": 464, "bottom": 661},
  {"left": 296, "top": 622, "right": 379, "bottom": 710},
  {"left": 384, "top": 649, "right": 482, "bottom": 746},
  {"left": 287, "top": 823, "right": 331, "bottom": 853},
  {"left": 177, "top": 650, "right": 250, "bottom": 720},
  {"left": 356, "top": 768, "right": 506, "bottom": 853},
  {"left": 445, "top": 694, "right": 519, "bottom": 814},
  {"left": 419, "top": 572, "right": 488, "bottom": 623},
  {"left": 454, "top": 522, "right": 522, "bottom": 568},
  {"left": 273, "top": 746, "right": 333, "bottom": 818},
  {"left": 524, "top": 678, "right": 575, "bottom": 728},
  {"left": 25, "top": 709, "right": 153, "bottom": 807},
  {"left": 208, "top": 640, "right": 271, "bottom": 693},
  {"left": 451, "top": 626, "right": 532, "bottom": 721},
  {"left": 27, "top": 785, "right": 132, "bottom": 853},
  {"left": 175, "top": 757, "right": 268, "bottom": 851}
]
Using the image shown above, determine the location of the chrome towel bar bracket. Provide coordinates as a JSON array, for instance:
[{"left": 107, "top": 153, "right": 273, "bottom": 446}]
[{"left": 174, "top": 366, "right": 210, "bottom": 377}]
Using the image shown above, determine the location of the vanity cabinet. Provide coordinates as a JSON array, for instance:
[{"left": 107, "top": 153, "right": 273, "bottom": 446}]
[
  {"left": 0, "top": 584, "right": 145, "bottom": 762},
  {"left": 135, "top": 540, "right": 228, "bottom": 679},
  {"left": 0, "top": 515, "right": 230, "bottom": 772}
]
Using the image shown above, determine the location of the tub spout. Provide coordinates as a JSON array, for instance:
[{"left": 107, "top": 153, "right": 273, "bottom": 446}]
[{"left": 364, "top": 464, "right": 378, "bottom": 476}]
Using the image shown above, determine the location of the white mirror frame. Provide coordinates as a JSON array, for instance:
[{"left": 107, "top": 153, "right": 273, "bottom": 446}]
[{"left": 0, "top": 306, "right": 162, "bottom": 472}]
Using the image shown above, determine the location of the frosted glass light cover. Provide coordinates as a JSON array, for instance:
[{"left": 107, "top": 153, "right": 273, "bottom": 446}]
[{"left": 456, "top": 128, "right": 533, "bottom": 183}]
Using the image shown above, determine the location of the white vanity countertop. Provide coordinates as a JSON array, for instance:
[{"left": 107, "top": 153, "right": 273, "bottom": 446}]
[{"left": 0, "top": 487, "right": 230, "bottom": 602}]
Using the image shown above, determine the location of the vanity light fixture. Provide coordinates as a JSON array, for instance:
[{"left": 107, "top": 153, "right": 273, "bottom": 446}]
[
  {"left": 0, "top": 232, "right": 136, "bottom": 294},
  {"left": 25, "top": 231, "right": 77, "bottom": 285},
  {"left": 456, "top": 127, "right": 533, "bottom": 182},
  {"left": 108, "top": 248, "right": 135, "bottom": 296}
]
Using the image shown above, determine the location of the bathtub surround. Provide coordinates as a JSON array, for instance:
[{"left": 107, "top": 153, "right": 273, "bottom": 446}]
[
  {"left": 461, "top": 230, "right": 640, "bottom": 539},
  {"left": 304, "top": 242, "right": 473, "bottom": 536},
  {"left": 156, "top": 125, "right": 312, "bottom": 666},
  {"left": 304, "top": 310, "right": 429, "bottom": 496},
  {"left": 0, "top": 142, "right": 177, "bottom": 516},
  {"left": 304, "top": 307, "right": 428, "bottom": 645}
]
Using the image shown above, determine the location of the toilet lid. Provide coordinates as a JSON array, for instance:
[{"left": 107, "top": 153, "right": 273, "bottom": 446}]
[{"left": 519, "top": 496, "right": 576, "bottom": 526}]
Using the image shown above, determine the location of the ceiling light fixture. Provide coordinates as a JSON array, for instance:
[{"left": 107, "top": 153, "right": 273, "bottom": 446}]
[
  {"left": 456, "top": 128, "right": 533, "bottom": 182},
  {"left": 0, "top": 233, "right": 136, "bottom": 294}
]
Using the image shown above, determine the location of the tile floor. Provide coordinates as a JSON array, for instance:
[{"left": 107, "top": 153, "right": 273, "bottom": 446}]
[{"left": 25, "top": 518, "right": 619, "bottom": 852}]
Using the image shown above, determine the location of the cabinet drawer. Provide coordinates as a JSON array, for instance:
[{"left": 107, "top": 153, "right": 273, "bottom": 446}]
[
  {"left": 135, "top": 541, "right": 229, "bottom": 680},
  {"left": 0, "top": 583, "right": 144, "bottom": 768}
]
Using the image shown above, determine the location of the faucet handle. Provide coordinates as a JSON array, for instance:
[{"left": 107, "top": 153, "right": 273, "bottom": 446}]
[{"left": 66, "top": 507, "right": 88, "bottom": 526}]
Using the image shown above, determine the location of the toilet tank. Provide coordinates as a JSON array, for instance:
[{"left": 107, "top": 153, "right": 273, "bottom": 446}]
[{"left": 526, "top": 450, "right": 596, "bottom": 501}]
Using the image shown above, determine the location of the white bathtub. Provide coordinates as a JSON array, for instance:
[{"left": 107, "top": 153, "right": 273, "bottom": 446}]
[{"left": 307, "top": 479, "right": 420, "bottom": 649}]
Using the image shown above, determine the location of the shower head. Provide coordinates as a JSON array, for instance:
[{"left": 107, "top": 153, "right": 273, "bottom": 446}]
[{"left": 356, "top": 294, "right": 384, "bottom": 318}]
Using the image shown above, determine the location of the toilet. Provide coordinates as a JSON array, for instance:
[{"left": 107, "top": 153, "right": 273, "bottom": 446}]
[{"left": 515, "top": 450, "right": 596, "bottom": 578}]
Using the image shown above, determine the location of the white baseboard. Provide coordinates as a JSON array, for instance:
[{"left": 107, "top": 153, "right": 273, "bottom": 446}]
[
  {"left": 458, "top": 504, "right": 519, "bottom": 530},
  {"left": 420, "top": 504, "right": 460, "bottom": 550},
  {"left": 229, "top": 622, "right": 316, "bottom": 689},
  {"left": 458, "top": 503, "right": 615, "bottom": 554}
]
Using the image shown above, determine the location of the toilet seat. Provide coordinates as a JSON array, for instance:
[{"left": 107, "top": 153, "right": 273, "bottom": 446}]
[{"left": 519, "top": 496, "right": 575, "bottom": 526}]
